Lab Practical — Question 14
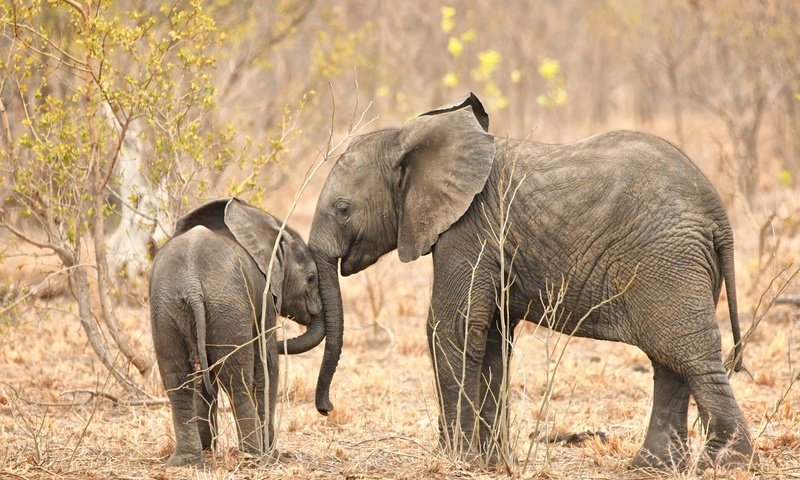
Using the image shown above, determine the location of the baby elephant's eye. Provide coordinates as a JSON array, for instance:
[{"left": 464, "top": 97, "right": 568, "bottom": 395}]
[{"left": 306, "top": 272, "right": 316, "bottom": 285}]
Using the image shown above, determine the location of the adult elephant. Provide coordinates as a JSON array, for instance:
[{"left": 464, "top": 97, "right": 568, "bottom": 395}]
[
  {"left": 150, "top": 197, "right": 326, "bottom": 468},
  {"left": 308, "top": 94, "right": 755, "bottom": 470}
]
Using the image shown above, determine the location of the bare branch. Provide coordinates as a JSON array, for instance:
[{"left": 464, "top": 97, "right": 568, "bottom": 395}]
[
  {"left": 0, "top": 218, "right": 72, "bottom": 262},
  {"left": 0, "top": 96, "right": 12, "bottom": 151},
  {"left": 60, "top": 0, "right": 88, "bottom": 22},
  {"left": 97, "top": 105, "right": 134, "bottom": 192},
  {"left": 61, "top": 389, "right": 168, "bottom": 406},
  {"left": 775, "top": 295, "right": 800, "bottom": 307},
  {"left": 266, "top": 0, "right": 315, "bottom": 48},
  {"left": 104, "top": 186, "right": 171, "bottom": 239},
  {"left": 0, "top": 264, "right": 91, "bottom": 317},
  {"left": 6, "top": 21, "right": 91, "bottom": 73}
]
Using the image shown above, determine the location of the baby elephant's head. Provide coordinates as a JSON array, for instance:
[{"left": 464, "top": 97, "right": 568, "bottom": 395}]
[{"left": 278, "top": 229, "right": 322, "bottom": 326}]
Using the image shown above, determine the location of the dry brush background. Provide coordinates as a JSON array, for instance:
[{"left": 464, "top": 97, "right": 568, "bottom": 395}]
[{"left": 1, "top": 1, "right": 800, "bottom": 479}]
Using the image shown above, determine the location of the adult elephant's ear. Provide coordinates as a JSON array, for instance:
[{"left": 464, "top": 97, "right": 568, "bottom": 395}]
[
  {"left": 174, "top": 198, "right": 231, "bottom": 236},
  {"left": 392, "top": 95, "right": 495, "bottom": 262},
  {"left": 224, "top": 197, "right": 287, "bottom": 307}
]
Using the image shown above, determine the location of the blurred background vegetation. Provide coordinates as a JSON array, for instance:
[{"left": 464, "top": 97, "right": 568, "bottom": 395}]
[{"left": 1, "top": 0, "right": 799, "bottom": 392}]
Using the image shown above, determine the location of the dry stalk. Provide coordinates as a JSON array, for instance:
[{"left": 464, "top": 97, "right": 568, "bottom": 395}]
[
  {"left": 252, "top": 86, "right": 377, "bottom": 459},
  {"left": 2, "top": 384, "right": 48, "bottom": 466},
  {"left": 66, "top": 369, "right": 115, "bottom": 469},
  {"left": 522, "top": 270, "right": 638, "bottom": 475},
  {"left": 726, "top": 264, "right": 800, "bottom": 375}
]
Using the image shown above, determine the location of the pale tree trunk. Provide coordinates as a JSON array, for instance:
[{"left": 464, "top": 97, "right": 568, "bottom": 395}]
[
  {"left": 105, "top": 116, "right": 170, "bottom": 281},
  {"left": 92, "top": 162, "right": 154, "bottom": 376},
  {"left": 86, "top": 93, "right": 154, "bottom": 379}
]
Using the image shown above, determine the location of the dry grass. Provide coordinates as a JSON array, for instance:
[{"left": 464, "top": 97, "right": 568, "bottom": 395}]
[{"left": 2, "top": 239, "right": 800, "bottom": 479}]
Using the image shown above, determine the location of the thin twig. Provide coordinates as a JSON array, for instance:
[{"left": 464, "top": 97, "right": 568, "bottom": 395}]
[
  {"left": 62, "top": 389, "right": 168, "bottom": 406},
  {"left": 0, "top": 219, "right": 71, "bottom": 262},
  {"left": 60, "top": 0, "right": 88, "bottom": 22},
  {"left": 727, "top": 264, "right": 800, "bottom": 374}
]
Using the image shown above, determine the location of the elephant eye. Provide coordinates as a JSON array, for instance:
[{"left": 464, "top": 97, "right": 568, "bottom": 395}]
[
  {"left": 334, "top": 199, "right": 351, "bottom": 222},
  {"left": 306, "top": 272, "right": 316, "bottom": 285}
]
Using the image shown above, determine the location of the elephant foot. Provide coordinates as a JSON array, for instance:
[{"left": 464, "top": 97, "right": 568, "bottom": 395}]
[
  {"left": 631, "top": 446, "right": 686, "bottom": 472},
  {"left": 697, "top": 436, "right": 758, "bottom": 472},
  {"left": 262, "top": 447, "right": 281, "bottom": 464},
  {"left": 165, "top": 450, "right": 203, "bottom": 469}
]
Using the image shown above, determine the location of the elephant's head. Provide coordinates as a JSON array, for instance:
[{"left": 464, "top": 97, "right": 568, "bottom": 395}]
[
  {"left": 274, "top": 225, "right": 323, "bottom": 327},
  {"left": 309, "top": 93, "right": 495, "bottom": 413},
  {"left": 174, "top": 197, "right": 324, "bottom": 354}
]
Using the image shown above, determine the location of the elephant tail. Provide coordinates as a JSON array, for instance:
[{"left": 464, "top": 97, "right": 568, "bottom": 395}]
[
  {"left": 186, "top": 290, "right": 216, "bottom": 397},
  {"left": 717, "top": 232, "right": 743, "bottom": 373}
]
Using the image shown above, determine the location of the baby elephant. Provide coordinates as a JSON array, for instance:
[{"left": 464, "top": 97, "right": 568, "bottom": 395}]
[{"left": 150, "top": 197, "right": 326, "bottom": 468}]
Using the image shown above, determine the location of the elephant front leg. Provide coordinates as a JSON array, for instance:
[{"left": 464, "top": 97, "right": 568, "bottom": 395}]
[
  {"left": 254, "top": 338, "right": 279, "bottom": 457},
  {"left": 478, "top": 316, "right": 514, "bottom": 465},
  {"left": 427, "top": 284, "right": 495, "bottom": 461},
  {"left": 267, "top": 345, "right": 278, "bottom": 455},
  {"left": 632, "top": 361, "right": 690, "bottom": 470}
]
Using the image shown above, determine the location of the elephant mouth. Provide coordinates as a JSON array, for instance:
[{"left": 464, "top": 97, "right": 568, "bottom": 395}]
[
  {"left": 341, "top": 246, "right": 381, "bottom": 276},
  {"left": 341, "top": 251, "right": 368, "bottom": 276},
  {"left": 340, "top": 244, "right": 358, "bottom": 276},
  {"left": 341, "top": 254, "right": 356, "bottom": 276}
]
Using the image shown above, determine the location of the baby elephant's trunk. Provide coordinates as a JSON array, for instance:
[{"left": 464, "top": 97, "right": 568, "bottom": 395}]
[{"left": 277, "top": 311, "right": 326, "bottom": 354}]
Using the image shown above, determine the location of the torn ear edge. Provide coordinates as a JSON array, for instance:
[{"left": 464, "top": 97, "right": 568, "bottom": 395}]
[{"left": 419, "top": 92, "right": 489, "bottom": 132}]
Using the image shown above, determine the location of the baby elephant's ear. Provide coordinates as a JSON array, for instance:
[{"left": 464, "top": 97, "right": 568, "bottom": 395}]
[
  {"left": 173, "top": 198, "right": 231, "bottom": 236},
  {"left": 224, "top": 197, "right": 285, "bottom": 303}
]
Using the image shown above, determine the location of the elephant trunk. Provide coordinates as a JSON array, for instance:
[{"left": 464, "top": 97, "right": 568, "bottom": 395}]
[
  {"left": 312, "top": 252, "right": 342, "bottom": 415},
  {"left": 277, "top": 312, "right": 325, "bottom": 354}
]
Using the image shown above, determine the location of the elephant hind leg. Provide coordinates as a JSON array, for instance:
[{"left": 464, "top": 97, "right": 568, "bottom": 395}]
[
  {"left": 195, "top": 383, "right": 218, "bottom": 451},
  {"left": 685, "top": 365, "right": 756, "bottom": 469},
  {"left": 632, "top": 360, "right": 690, "bottom": 470},
  {"left": 157, "top": 338, "right": 204, "bottom": 468},
  {"left": 636, "top": 306, "right": 756, "bottom": 470}
]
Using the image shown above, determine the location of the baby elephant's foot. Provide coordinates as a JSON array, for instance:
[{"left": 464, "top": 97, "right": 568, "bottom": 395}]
[
  {"left": 267, "top": 447, "right": 281, "bottom": 462},
  {"left": 165, "top": 450, "right": 203, "bottom": 469}
]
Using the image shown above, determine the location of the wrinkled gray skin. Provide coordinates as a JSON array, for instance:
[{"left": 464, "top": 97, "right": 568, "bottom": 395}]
[
  {"left": 150, "top": 197, "right": 324, "bottom": 468},
  {"left": 309, "top": 94, "right": 755, "bottom": 470}
]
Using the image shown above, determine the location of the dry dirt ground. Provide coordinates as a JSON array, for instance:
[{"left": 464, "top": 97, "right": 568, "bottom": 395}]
[{"left": 1, "top": 245, "right": 799, "bottom": 480}]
